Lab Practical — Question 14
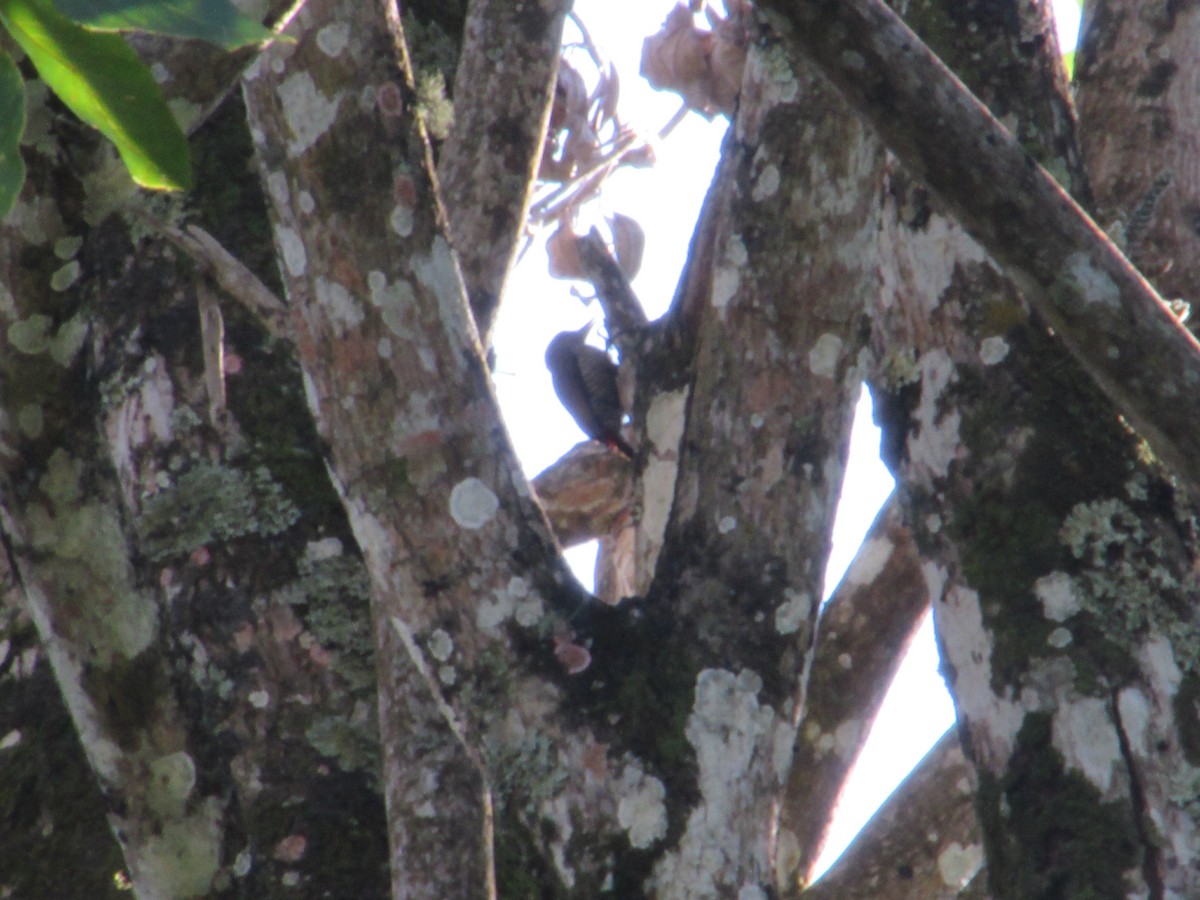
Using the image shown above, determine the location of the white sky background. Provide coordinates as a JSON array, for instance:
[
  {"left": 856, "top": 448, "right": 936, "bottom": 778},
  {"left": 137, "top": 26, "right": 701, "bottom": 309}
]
[{"left": 493, "top": 0, "right": 1083, "bottom": 881}]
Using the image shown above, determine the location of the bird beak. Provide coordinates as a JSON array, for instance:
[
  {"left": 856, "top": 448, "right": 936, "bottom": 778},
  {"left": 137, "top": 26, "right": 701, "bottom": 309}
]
[{"left": 574, "top": 321, "right": 594, "bottom": 339}]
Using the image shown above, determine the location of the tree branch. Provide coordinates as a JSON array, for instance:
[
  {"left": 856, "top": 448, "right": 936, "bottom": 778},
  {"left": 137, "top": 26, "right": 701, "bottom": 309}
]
[
  {"left": 782, "top": 497, "right": 930, "bottom": 885},
  {"left": 760, "top": 0, "right": 1200, "bottom": 495},
  {"left": 801, "top": 729, "right": 984, "bottom": 899},
  {"left": 438, "top": 0, "right": 569, "bottom": 348}
]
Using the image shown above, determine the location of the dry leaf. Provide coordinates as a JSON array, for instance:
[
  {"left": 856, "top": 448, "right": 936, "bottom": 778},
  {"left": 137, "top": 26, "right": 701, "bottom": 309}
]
[
  {"left": 547, "top": 224, "right": 585, "bottom": 279},
  {"left": 551, "top": 61, "right": 589, "bottom": 132},
  {"left": 620, "top": 143, "right": 657, "bottom": 168},
  {"left": 640, "top": 2, "right": 749, "bottom": 117},
  {"left": 609, "top": 213, "right": 646, "bottom": 280}
]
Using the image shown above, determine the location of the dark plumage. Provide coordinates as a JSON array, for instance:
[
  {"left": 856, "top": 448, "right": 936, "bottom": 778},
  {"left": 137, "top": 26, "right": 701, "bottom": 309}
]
[{"left": 545, "top": 324, "right": 634, "bottom": 457}]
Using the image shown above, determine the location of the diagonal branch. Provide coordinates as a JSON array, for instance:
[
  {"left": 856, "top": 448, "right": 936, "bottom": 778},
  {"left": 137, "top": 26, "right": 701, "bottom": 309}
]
[
  {"left": 438, "top": 0, "right": 570, "bottom": 349},
  {"left": 759, "top": 0, "right": 1200, "bottom": 495},
  {"left": 800, "top": 729, "right": 983, "bottom": 899},
  {"left": 782, "top": 497, "right": 931, "bottom": 885}
]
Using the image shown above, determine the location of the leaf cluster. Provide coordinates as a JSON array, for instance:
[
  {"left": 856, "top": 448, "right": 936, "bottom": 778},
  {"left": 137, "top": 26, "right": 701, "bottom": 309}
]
[{"left": 0, "top": 0, "right": 273, "bottom": 216}]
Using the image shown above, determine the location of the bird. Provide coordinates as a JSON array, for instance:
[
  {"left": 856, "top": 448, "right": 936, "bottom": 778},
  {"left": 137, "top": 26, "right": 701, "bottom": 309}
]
[{"left": 545, "top": 323, "right": 635, "bottom": 457}]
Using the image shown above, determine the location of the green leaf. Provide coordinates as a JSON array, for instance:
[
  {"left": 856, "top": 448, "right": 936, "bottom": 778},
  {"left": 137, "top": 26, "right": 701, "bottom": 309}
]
[
  {"left": 1063, "top": 50, "right": 1075, "bottom": 79},
  {"left": 50, "top": 0, "right": 272, "bottom": 50},
  {"left": 0, "top": 51, "right": 26, "bottom": 217},
  {"left": 0, "top": 0, "right": 191, "bottom": 191}
]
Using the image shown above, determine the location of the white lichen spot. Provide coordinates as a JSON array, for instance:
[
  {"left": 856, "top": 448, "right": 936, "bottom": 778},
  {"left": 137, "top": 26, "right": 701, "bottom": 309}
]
[
  {"left": 718, "top": 515, "right": 737, "bottom": 534},
  {"left": 53, "top": 235, "right": 82, "bottom": 259},
  {"left": 1065, "top": 252, "right": 1121, "bottom": 309},
  {"left": 747, "top": 42, "right": 799, "bottom": 106},
  {"left": 837, "top": 652, "right": 852, "bottom": 669},
  {"left": 935, "top": 582, "right": 1026, "bottom": 769},
  {"left": 305, "top": 537, "right": 343, "bottom": 561},
  {"left": 415, "top": 800, "right": 437, "bottom": 819},
  {"left": 772, "top": 720, "right": 797, "bottom": 783},
  {"left": 369, "top": 271, "right": 419, "bottom": 338},
  {"left": 411, "top": 237, "right": 472, "bottom": 346},
  {"left": 808, "top": 333, "right": 843, "bottom": 379},
  {"left": 8, "top": 314, "right": 52, "bottom": 355},
  {"left": 652, "top": 667, "right": 781, "bottom": 893},
  {"left": 833, "top": 718, "right": 864, "bottom": 758},
  {"left": 148, "top": 751, "right": 197, "bottom": 818},
  {"left": 390, "top": 203, "right": 414, "bottom": 238},
  {"left": 150, "top": 62, "right": 170, "bottom": 83},
  {"left": 1140, "top": 634, "right": 1182, "bottom": 697},
  {"left": 752, "top": 164, "right": 780, "bottom": 202},
  {"left": 249, "top": 689, "right": 270, "bottom": 709},
  {"left": 844, "top": 536, "right": 893, "bottom": 586},
  {"left": 135, "top": 797, "right": 222, "bottom": 897},
  {"left": 738, "top": 886, "right": 768, "bottom": 900},
  {"left": 710, "top": 241, "right": 739, "bottom": 314},
  {"left": 17, "top": 404, "right": 43, "bottom": 438},
  {"left": 979, "top": 335, "right": 1009, "bottom": 365},
  {"left": 233, "top": 847, "right": 252, "bottom": 878},
  {"left": 427, "top": 628, "right": 453, "bottom": 662},
  {"left": 1107, "top": 345, "right": 1120, "bottom": 360},
  {"left": 617, "top": 764, "right": 668, "bottom": 849},
  {"left": 418, "top": 346, "right": 437, "bottom": 373},
  {"left": 316, "top": 23, "right": 350, "bottom": 56},
  {"left": 50, "top": 314, "right": 87, "bottom": 366},
  {"left": 925, "top": 513, "right": 942, "bottom": 533},
  {"left": 750, "top": 413, "right": 764, "bottom": 428},
  {"left": 937, "top": 841, "right": 984, "bottom": 888},
  {"left": 841, "top": 50, "right": 866, "bottom": 70},
  {"left": 1047, "top": 627, "right": 1073, "bottom": 649},
  {"left": 922, "top": 560, "right": 947, "bottom": 603},
  {"left": 50, "top": 260, "right": 80, "bottom": 291},
  {"left": 281, "top": 871, "right": 301, "bottom": 887},
  {"left": 276, "top": 225, "right": 307, "bottom": 276},
  {"left": 1117, "top": 687, "right": 1151, "bottom": 755},
  {"left": 909, "top": 349, "right": 960, "bottom": 478},
  {"left": 1035, "top": 571, "right": 1080, "bottom": 622},
  {"left": 449, "top": 477, "right": 499, "bottom": 529},
  {"left": 774, "top": 588, "right": 809, "bottom": 635},
  {"left": 438, "top": 665, "right": 456, "bottom": 685},
  {"left": 725, "top": 232, "right": 748, "bottom": 266},
  {"left": 298, "top": 191, "right": 315, "bottom": 214},
  {"left": 477, "top": 593, "right": 513, "bottom": 634},
  {"left": 315, "top": 277, "right": 363, "bottom": 335},
  {"left": 514, "top": 594, "right": 545, "bottom": 627},
  {"left": 277, "top": 71, "right": 341, "bottom": 156},
  {"left": 267, "top": 170, "right": 289, "bottom": 206},
  {"left": 377, "top": 336, "right": 392, "bottom": 358},
  {"left": 0, "top": 729, "right": 21, "bottom": 750},
  {"left": 1052, "top": 697, "right": 1120, "bottom": 793}
]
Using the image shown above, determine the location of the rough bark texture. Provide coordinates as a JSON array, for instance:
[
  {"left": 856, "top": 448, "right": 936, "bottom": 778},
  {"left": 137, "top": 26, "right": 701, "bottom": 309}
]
[
  {"left": 1075, "top": 0, "right": 1200, "bottom": 303},
  {"left": 863, "top": 0, "right": 1200, "bottom": 895},
  {"left": 437, "top": 0, "right": 569, "bottom": 347},
  {"left": 6, "top": 0, "right": 1200, "bottom": 897},
  {"left": 632, "top": 36, "right": 885, "bottom": 894},
  {"left": 1, "top": 75, "right": 391, "bottom": 900},
  {"left": 782, "top": 498, "right": 931, "bottom": 885},
  {"left": 759, "top": 0, "right": 1200, "bottom": 499}
]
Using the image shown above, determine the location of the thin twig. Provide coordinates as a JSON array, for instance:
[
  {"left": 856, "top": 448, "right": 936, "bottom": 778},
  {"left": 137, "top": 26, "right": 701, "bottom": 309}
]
[{"left": 131, "top": 209, "right": 292, "bottom": 343}]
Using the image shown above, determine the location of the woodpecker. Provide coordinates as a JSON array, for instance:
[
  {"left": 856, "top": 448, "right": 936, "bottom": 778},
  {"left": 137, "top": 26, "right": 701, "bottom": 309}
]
[{"left": 545, "top": 323, "right": 634, "bottom": 457}]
